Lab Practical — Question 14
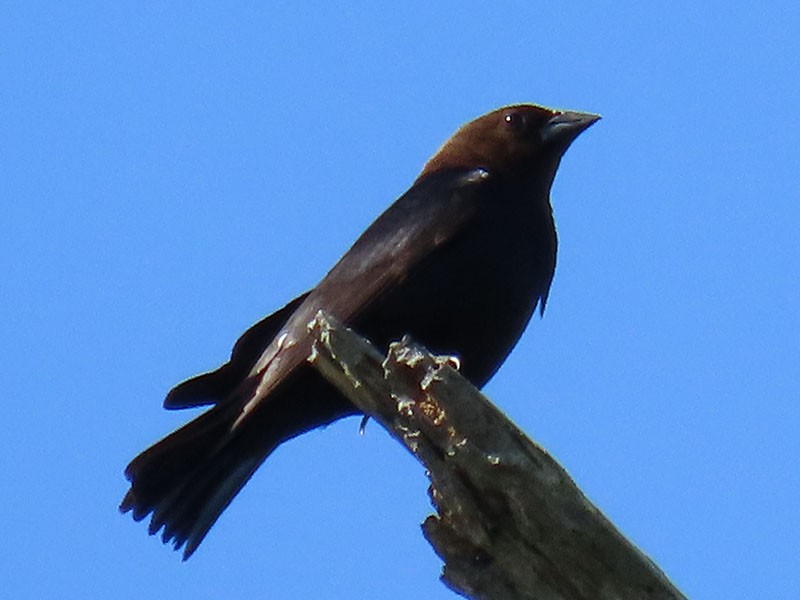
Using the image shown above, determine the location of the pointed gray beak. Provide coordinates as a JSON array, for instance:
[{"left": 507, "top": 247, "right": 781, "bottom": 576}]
[{"left": 541, "top": 110, "right": 601, "bottom": 146}]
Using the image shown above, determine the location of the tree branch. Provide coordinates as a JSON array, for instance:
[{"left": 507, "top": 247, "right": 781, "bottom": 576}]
[{"left": 307, "top": 311, "right": 687, "bottom": 600}]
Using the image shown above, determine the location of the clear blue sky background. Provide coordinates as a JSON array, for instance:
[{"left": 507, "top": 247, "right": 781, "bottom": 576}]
[{"left": 3, "top": 3, "right": 798, "bottom": 598}]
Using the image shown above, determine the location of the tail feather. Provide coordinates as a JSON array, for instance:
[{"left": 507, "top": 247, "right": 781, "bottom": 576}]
[
  {"left": 121, "top": 397, "right": 265, "bottom": 558},
  {"left": 121, "top": 367, "right": 359, "bottom": 559}
]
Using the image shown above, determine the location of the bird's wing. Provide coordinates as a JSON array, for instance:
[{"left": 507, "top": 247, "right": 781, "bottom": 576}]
[
  {"left": 241, "top": 167, "right": 493, "bottom": 408},
  {"left": 315, "top": 167, "right": 491, "bottom": 317},
  {"left": 163, "top": 291, "right": 311, "bottom": 409}
]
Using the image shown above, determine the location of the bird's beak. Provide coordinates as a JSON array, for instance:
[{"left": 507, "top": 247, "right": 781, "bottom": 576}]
[{"left": 541, "top": 110, "right": 601, "bottom": 147}]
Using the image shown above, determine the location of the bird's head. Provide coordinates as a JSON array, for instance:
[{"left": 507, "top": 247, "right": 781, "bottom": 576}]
[{"left": 418, "top": 104, "right": 599, "bottom": 189}]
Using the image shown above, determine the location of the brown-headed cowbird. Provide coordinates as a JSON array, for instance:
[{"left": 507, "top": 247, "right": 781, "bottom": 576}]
[{"left": 121, "top": 104, "right": 599, "bottom": 558}]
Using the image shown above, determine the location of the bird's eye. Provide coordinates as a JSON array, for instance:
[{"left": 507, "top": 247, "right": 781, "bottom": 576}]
[{"left": 503, "top": 111, "right": 529, "bottom": 136}]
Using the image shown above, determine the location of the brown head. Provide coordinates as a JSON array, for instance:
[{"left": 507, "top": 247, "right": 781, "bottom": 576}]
[{"left": 418, "top": 104, "right": 599, "bottom": 188}]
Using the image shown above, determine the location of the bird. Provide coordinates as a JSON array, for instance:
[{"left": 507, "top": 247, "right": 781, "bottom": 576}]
[{"left": 120, "top": 103, "right": 599, "bottom": 559}]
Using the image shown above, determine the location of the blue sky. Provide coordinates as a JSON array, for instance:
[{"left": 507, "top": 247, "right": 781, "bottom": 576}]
[{"left": 3, "top": 3, "right": 798, "bottom": 598}]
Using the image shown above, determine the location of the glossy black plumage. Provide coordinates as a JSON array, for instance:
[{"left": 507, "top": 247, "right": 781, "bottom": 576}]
[{"left": 121, "top": 104, "right": 598, "bottom": 558}]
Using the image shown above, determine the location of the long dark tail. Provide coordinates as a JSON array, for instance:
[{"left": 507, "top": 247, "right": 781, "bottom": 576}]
[
  {"left": 121, "top": 376, "right": 266, "bottom": 559},
  {"left": 120, "top": 368, "right": 358, "bottom": 559}
]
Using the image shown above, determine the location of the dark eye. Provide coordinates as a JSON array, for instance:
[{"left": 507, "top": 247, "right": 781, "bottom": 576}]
[{"left": 503, "top": 111, "right": 529, "bottom": 135}]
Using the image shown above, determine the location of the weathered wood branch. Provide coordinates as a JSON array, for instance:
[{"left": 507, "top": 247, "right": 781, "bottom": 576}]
[{"left": 307, "top": 311, "right": 687, "bottom": 600}]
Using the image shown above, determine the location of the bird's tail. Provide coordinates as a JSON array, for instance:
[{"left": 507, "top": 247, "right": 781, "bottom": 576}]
[
  {"left": 120, "top": 370, "right": 357, "bottom": 559},
  {"left": 120, "top": 377, "right": 266, "bottom": 559}
]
